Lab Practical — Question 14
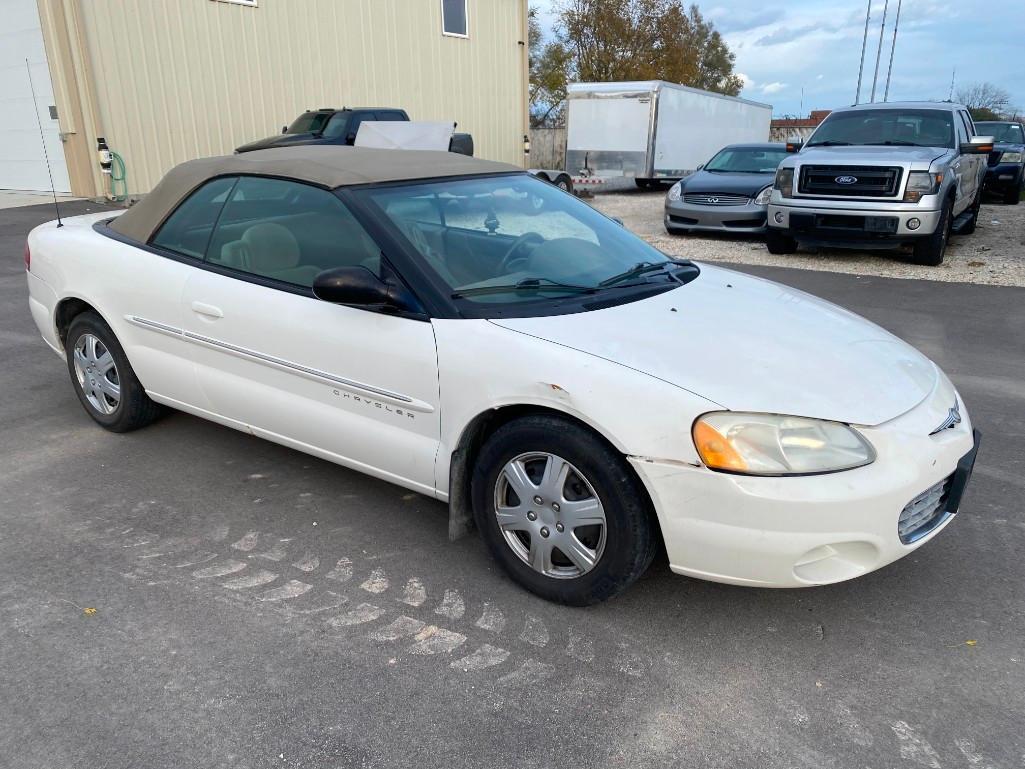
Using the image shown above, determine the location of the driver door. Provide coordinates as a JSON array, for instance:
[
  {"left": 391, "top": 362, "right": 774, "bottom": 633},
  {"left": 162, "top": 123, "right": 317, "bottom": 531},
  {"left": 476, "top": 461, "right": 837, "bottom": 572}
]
[{"left": 180, "top": 176, "right": 441, "bottom": 495}]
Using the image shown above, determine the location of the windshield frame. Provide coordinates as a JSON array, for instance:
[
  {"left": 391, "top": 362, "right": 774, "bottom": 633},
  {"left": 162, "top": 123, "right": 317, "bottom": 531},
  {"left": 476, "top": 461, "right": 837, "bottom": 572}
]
[
  {"left": 342, "top": 172, "right": 697, "bottom": 320},
  {"left": 285, "top": 111, "right": 334, "bottom": 135},
  {"left": 807, "top": 108, "right": 957, "bottom": 149}
]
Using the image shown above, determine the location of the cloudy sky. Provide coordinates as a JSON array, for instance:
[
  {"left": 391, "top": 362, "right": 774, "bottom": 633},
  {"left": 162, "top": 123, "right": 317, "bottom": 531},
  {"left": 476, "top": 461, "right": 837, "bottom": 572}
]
[{"left": 531, "top": 0, "right": 1025, "bottom": 117}]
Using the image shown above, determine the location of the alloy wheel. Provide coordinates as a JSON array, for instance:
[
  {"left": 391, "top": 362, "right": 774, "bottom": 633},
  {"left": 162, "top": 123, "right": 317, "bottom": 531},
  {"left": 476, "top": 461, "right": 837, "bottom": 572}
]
[{"left": 73, "top": 333, "right": 121, "bottom": 415}]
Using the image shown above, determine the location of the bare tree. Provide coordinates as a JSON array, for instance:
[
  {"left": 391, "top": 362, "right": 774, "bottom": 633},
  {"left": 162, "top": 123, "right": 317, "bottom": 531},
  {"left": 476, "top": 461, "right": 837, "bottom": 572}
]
[
  {"left": 529, "top": 7, "right": 573, "bottom": 127},
  {"left": 955, "top": 82, "right": 1012, "bottom": 120}
]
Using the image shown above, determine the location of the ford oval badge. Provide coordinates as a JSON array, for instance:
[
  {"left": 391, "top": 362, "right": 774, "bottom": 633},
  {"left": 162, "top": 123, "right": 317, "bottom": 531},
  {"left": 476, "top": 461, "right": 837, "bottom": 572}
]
[{"left": 835, "top": 175, "right": 858, "bottom": 185}]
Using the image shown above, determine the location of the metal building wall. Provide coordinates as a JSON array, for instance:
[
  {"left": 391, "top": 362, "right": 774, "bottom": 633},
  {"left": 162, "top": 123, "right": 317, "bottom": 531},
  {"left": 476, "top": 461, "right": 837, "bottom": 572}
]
[{"left": 67, "top": 0, "right": 527, "bottom": 195}]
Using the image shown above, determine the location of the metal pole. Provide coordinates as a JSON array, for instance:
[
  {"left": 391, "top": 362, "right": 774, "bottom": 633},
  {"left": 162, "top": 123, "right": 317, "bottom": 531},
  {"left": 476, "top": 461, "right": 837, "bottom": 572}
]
[
  {"left": 949, "top": 68, "right": 956, "bottom": 101},
  {"left": 883, "top": 0, "right": 902, "bottom": 102},
  {"left": 869, "top": 0, "right": 889, "bottom": 103},
  {"left": 854, "top": 0, "right": 872, "bottom": 104}
]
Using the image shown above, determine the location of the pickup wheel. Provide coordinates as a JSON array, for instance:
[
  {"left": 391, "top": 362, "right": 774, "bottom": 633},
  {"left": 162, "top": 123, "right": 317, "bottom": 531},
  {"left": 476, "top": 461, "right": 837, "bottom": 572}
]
[
  {"left": 765, "top": 228, "right": 798, "bottom": 254},
  {"left": 65, "top": 312, "right": 163, "bottom": 433},
  {"left": 1003, "top": 186, "right": 1021, "bottom": 205},
  {"left": 471, "top": 415, "right": 657, "bottom": 605},
  {"left": 959, "top": 189, "right": 982, "bottom": 235},
  {"left": 911, "top": 197, "right": 953, "bottom": 266}
]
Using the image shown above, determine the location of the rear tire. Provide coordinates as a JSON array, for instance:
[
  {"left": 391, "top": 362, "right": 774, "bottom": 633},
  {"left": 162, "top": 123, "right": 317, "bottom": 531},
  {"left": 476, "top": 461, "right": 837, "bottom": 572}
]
[
  {"left": 65, "top": 311, "right": 163, "bottom": 433},
  {"left": 911, "top": 196, "right": 952, "bottom": 266},
  {"left": 554, "top": 174, "right": 573, "bottom": 193},
  {"left": 765, "top": 228, "right": 798, "bottom": 254},
  {"left": 471, "top": 415, "right": 657, "bottom": 605}
]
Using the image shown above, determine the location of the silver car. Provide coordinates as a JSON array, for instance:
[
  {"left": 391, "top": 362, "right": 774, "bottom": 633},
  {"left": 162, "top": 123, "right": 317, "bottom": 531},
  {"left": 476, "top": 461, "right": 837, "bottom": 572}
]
[{"left": 664, "top": 143, "right": 788, "bottom": 234}]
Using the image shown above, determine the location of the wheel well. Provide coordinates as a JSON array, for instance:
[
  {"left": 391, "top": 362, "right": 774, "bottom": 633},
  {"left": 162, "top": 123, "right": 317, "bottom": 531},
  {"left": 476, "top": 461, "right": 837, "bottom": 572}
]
[
  {"left": 55, "top": 298, "right": 98, "bottom": 346},
  {"left": 533, "top": 172, "right": 551, "bottom": 182},
  {"left": 446, "top": 405, "right": 659, "bottom": 544}
]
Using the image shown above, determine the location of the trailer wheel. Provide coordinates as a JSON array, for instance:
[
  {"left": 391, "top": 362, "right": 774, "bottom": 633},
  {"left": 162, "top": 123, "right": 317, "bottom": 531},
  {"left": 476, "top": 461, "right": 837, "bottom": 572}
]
[
  {"left": 554, "top": 174, "right": 573, "bottom": 193},
  {"left": 635, "top": 179, "right": 656, "bottom": 190}
]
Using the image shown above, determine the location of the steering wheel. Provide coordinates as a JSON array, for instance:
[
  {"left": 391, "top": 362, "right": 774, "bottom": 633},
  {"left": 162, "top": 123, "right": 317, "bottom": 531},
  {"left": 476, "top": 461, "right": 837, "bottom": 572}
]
[{"left": 498, "top": 232, "right": 545, "bottom": 273}]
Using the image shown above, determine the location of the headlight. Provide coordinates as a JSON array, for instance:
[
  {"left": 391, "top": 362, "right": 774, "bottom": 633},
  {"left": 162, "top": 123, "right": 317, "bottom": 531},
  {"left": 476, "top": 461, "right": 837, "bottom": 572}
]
[
  {"left": 1000, "top": 151, "right": 1023, "bottom": 164},
  {"left": 773, "top": 167, "right": 794, "bottom": 198},
  {"left": 753, "top": 185, "right": 773, "bottom": 205},
  {"left": 903, "top": 171, "right": 943, "bottom": 203},
  {"left": 692, "top": 412, "right": 875, "bottom": 476},
  {"left": 667, "top": 181, "right": 683, "bottom": 202}
]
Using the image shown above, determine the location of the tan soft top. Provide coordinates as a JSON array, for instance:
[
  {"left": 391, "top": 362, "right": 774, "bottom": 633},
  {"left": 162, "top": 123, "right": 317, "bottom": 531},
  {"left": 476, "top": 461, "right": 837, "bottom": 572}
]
[{"left": 109, "top": 145, "right": 522, "bottom": 243}]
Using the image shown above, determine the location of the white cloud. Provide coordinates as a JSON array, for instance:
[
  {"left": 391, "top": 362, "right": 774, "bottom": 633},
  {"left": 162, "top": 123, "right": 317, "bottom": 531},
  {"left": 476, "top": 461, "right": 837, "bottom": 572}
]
[
  {"left": 737, "top": 72, "right": 755, "bottom": 90},
  {"left": 761, "top": 82, "right": 787, "bottom": 95}
]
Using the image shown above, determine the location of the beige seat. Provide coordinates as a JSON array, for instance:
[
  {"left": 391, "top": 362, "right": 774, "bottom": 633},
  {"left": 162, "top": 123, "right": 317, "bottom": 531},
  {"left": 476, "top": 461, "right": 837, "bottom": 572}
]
[{"left": 219, "top": 222, "right": 321, "bottom": 286}]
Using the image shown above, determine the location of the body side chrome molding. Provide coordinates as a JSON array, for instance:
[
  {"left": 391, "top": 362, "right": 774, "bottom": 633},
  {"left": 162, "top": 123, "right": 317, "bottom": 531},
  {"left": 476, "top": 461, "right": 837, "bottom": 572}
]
[{"left": 124, "top": 315, "right": 431, "bottom": 411}]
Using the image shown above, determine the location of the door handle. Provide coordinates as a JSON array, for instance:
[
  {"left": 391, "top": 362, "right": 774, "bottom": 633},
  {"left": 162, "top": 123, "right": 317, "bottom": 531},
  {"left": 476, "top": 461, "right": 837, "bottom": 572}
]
[{"left": 191, "top": 301, "right": 224, "bottom": 319}]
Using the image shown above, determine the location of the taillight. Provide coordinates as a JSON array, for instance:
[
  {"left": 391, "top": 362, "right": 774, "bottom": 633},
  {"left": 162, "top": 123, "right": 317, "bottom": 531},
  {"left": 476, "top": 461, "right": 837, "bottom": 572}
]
[{"left": 23, "top": 242, "right": 31, "bottom": 272}]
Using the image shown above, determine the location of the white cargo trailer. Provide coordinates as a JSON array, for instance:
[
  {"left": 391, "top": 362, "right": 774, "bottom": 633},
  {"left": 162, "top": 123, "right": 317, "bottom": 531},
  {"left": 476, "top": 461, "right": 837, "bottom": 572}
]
[{"left": 565, "top": 80, "right": 772, "bottom": 187}]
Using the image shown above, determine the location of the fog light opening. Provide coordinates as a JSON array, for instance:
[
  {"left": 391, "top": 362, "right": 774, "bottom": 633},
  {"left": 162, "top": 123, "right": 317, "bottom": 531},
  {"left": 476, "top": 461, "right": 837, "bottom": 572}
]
[
  {"left": 773, "top": 211, "right": 784, "bottom": 224},
  {"left": 906, "top": 218, "right": 921, "bottom": 231}
]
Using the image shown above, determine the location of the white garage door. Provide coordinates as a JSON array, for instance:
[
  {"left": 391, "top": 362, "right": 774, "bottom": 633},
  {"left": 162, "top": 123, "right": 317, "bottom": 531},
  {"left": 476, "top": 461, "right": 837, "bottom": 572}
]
[{"left": 0, "top": 0, "right": 70, "bottom": 192}]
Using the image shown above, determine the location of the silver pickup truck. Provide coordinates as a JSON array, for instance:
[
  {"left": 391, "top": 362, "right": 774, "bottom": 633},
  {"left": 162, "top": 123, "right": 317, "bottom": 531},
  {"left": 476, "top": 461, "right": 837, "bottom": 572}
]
[{"left": 766, "top": 102, "right": 994, "bottom": 265}]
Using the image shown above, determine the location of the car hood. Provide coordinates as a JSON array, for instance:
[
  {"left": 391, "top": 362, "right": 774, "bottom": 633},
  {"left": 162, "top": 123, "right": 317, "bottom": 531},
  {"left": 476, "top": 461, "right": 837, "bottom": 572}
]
[
  {"left": 796, "top": 145, "right": 950, "bottom": 166},
  {"left": 235, "top": 132, "right": 323, "bottom": 153},
  {"left": 993, "top": 142, "right": 1025, "bottom": 152},
  {"left": 488, "top": 264, "right": 937, "bottom": 426},
  {"left": 680, "top": 170, "right": 774, "bottom": 195}
]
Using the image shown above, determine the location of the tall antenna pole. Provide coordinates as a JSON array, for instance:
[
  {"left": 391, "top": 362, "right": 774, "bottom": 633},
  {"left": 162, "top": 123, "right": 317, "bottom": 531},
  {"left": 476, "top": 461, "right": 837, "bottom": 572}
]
[
  {"left": 25, "top": 59, "right": 63, "bottom": 227},
  {"left": 948, "top": 68, "right": 956, "bottom": 101},
  {"left": 869, "top": 0, "right": 889, "bottom": 103},
  {"left": 854, "top": 0, "right": 872, "bottom": 104},
  {"left": 883, "top": 0, "right": 902, "bottom": 102}
]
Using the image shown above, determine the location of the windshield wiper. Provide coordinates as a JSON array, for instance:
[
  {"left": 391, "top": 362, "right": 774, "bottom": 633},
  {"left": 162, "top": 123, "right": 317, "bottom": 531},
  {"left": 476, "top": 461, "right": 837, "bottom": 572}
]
[
  {"left": 806, "top": 140, "right": 853, "bottom": 147},
  {"left": 865, "top": 140, "right": 921, "bottom": 146},
  {"left": 599, "top": 260, "right": 687, "bottom": 288},
  {"left": 451, "top": 277, "right": 598, "bottom": 298}
]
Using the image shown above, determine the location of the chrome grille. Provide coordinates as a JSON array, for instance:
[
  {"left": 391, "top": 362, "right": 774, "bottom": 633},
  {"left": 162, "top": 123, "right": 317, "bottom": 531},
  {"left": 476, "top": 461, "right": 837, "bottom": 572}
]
[
  {"left": 682, "top": 193, "right": 749, "bottom": 206},
  {"left": 898, "top": 475, "right": 953, "bottom": 544},
  {"left": 799, "top": 165, "right": 903, "bottom": 197}
]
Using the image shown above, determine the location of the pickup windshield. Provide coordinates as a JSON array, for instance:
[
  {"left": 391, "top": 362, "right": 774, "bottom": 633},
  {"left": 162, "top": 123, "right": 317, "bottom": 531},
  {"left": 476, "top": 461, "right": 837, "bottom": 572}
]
[
  {"left": 808, "top": 109, "right": 955, "bottom": 149},
  {"left": 705, "top": 147, "right": 789, "bottom": 173},
  {"left": 285, "top": 112, "right": 332, "bottom": 135},
  {"left": 975, "top": 122, "right": 1025, "bottom": 143}
]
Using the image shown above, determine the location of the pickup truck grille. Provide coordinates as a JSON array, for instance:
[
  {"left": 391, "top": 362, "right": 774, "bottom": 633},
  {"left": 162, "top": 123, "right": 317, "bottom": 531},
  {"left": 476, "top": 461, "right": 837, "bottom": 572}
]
[
  {"left": 682, "top": 193, "right": 749, "bottom": 206},
  {"left": 798, "top": 165, "right": 903, "bottom": 197},
  {"left": 898, "top": 475, "right": 953, "bottom": 544}
]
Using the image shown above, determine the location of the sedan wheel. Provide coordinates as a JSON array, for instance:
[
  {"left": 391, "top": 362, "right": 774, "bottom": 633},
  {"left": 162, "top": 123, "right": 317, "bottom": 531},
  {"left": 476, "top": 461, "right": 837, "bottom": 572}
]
[
  {"left": 73, "top": 333, "right": 121, "bottom": 415},
  {"left": 494, "top": 452, "right": 607, "bottom": 579},
  {"left": 472, "top": 414, "right": 657, "bottom": 605}
]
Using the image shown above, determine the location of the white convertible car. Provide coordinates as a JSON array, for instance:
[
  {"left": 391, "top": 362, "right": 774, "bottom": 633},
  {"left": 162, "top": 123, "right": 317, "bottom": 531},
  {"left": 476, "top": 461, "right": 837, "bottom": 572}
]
[{"left": 24, "top": 147, "right": 979, "bottom": 604}]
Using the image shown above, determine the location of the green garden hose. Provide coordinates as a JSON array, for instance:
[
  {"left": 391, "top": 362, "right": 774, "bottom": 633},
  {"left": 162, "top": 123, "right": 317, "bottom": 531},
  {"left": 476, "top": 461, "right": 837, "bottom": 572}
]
[{"left": 109, "top": 150, "right": 128, "bottom": 202}]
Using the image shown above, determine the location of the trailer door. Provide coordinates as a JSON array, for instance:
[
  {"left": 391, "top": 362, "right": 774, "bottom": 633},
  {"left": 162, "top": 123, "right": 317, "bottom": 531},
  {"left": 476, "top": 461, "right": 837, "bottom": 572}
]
[{"left": 566, "top": 92, "right": 654, "bottom": 178}]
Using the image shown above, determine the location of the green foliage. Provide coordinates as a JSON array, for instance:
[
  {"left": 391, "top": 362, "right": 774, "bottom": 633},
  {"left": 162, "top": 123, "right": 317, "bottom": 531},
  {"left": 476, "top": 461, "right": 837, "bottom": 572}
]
[{"left": 529, "top": 8, "right": 573, "bottom": 127}]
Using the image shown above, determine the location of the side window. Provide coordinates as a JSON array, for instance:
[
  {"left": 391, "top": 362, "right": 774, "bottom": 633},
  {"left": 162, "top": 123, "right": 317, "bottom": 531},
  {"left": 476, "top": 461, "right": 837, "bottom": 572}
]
[
  {"left": 442, "top": 0, "right": 468, "bottom": 37},
  {"left": 205, "top": 176, "right": 382, "bottom": 288},
  {"left": 321, "top": 112, "right": 350, "bottom": 139},
  {"left": 151, "top": 177, "right": 237, "bottom": 258},
  {"left": 954, "top": 112, "right": 969, "bottom": 145}
]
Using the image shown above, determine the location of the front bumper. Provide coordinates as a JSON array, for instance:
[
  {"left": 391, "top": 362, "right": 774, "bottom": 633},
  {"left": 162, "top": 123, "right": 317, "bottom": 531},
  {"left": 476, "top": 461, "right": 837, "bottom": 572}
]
[
  {"left": 983, "top": 163, "right": 1023, "bottom": 193},
  {"left": 768, "top": 202, "right": 941, "bottom": 244},
  {"left": 665, "top": 200, "right": 767, "bottom": 233},
  {"left": 630, "top": 377, "right": 978, "bottom": 588}
]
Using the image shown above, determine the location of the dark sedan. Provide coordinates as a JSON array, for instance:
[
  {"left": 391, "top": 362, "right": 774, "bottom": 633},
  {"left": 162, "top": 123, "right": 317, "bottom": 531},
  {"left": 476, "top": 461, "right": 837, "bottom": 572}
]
[
  {"left": 975, "top": 121, "right": 1024, "bottom": 205},
  {"left": 664, "top": 143, "right": 788, "bottom": 235}
]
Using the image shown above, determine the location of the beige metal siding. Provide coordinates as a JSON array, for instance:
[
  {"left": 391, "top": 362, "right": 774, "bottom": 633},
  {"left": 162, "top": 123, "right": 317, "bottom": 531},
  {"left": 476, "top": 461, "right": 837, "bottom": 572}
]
[{"left": 72, "top": 0, "right": 526, "bottom": 194}]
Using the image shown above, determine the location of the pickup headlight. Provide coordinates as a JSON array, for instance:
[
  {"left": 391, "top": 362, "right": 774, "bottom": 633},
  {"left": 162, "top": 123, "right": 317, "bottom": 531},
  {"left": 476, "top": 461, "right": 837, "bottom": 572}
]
[
  {"left": 753, "top": 185, "right": 773, "bottom": 205},
  {"left": 903, "top": 171, "right": 943, "bottom": 203},
  {"left": 667, "top": 181, "right": 683, "bottom": 201},
  {"left": 773, "top": 167, "right": 794, "bottom": 198},
  {"left": 692, "top": 412, "right": 875, "bottom": 476},
  {"left": 1000, "top": 151, "right": 1023, "bottom": 164}
]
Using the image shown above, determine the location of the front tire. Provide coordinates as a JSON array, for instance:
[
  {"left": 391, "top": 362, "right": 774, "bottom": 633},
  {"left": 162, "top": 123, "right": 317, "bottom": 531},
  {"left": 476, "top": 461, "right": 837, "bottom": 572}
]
[
  {"left": 65, "top": 311, "right": 163, "bottom": 432},
  {"left": 911, "top": 196, "right": 953, "bottom": 266},
  {"left": 471, "top": 415, "right": 657, "bottom": 605},
  {"left": 960, "top": 189, "right": 982, "bottom": 235},
  {"left": 765, "top": 228, "right": 798, "bottom": 254},
  {"left": 1003, "top": 185, "right": 1021, "bottom": 205}
]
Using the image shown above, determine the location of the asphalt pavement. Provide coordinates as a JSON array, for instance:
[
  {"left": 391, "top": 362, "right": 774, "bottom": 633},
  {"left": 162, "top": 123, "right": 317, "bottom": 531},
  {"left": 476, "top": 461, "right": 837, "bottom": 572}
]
[{"left": 2, "top": 201, "right": 1023, "bottom": 769}]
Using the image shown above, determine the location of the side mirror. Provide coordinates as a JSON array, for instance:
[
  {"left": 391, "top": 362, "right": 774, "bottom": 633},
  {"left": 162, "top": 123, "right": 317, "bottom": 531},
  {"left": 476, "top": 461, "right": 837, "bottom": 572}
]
[
  {"left": 312, "top": 266, "right": 419, "bottom": 313},
  {"left": 282, "top": 125, "right": 288, "bottom": 134},
  {"left": 696, "top": 163, "right": 704, "bottom": 171},
  {"left": 611, "top": 216, "right": 625, "bottom": 226},
  {"left": 961, "top": 136, "right": 995, "bottom": 154},
  {"left": 785, "top": 138, "right": 804, "bottom": 153},
  {"left": 345, "top": 132, "right": 358, "bottom": 145}
]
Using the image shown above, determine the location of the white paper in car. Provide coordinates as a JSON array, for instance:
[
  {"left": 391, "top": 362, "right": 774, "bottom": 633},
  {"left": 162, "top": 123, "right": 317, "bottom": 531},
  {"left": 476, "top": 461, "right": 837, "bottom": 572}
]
[{"left": 354, "top": 121, "right": 454, "bottom": 151}]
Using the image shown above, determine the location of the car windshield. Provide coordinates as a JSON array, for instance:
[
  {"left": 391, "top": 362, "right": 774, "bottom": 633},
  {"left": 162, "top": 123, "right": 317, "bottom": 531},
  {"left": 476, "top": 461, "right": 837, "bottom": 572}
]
[
  {"left": 808, "top": 109, "right": 955, "bottom": 148},
  {"left": 975, "top": 122, "right": 1025, "bottom": 143},
  {"left": 285, "top": 112, "right": 332, "bottom": 135},
  {"left": 359, "top": 175, "right": 682, "bottom": 306},
  {"left": 704, "top": 147, "right": 788, "bottom": 173}
]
